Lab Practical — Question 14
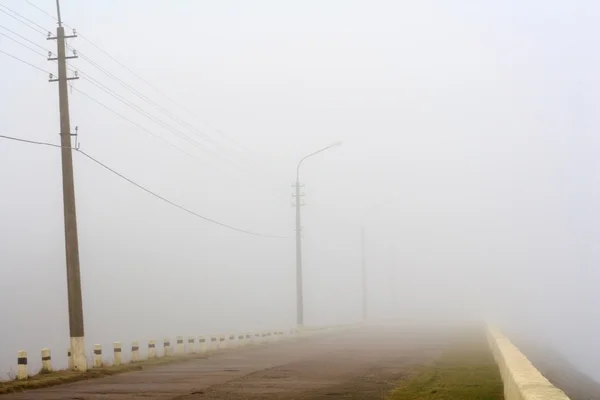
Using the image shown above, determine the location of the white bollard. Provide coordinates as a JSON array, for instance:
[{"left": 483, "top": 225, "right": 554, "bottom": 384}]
[
  {"left": 229, "top": 334, "right": 235, "bottom": 347},
  {"left": 67, "top": 348, "right": 74, "bottom": 370},
  {"left": 93, "top": 344, "right": 103, "bottom": 368},
  {"left": 41, "top": 348, "right": 52, "bottom": 372},
  {"left": 238, "top": 334, "right": 245, "bottom": 347},
  {"left": 163, "top": 338, "right": 171, "bottom": 357},
  {"left": 210, "top": 336, "right": 218, "bottom": 351},
  {"left": 254, "top": 332, "right": 261, "bottom": 344},
  {"left": 198, "top": 336, "right": 207, "bottom": 353},
  {"left": 17, "top": 350, "right": 27, "bottom": 380},
  {"left": 219, "top": 334, "right": 227, "bottom": 349},
  {"left": 131, "top": 341, "right": 140, "bottom": 362},
  {"left": 148, "top": 340, "right": 157, "bottom": 359},
  {"left": 176, "top": 336, "right": 184, "bottom": 355},
  {"left": 113, "top": 342, "right": 122, "bottom": 366},
  {"left": 187, "top": 337, "right": 196, "bottom": 354}
]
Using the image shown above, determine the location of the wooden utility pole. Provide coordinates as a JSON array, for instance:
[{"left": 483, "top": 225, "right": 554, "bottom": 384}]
[{"left": 48, "top": 0, "right": 86, "bottom": 372}]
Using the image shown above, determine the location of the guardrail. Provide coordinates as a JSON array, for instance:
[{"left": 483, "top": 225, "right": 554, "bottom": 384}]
[{"left": 486, "top": 325, "right": 570, "bottom": 400}]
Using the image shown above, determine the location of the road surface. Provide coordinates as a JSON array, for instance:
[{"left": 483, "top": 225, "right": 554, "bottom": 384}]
[{"left": 3, "top": 326, "right": 446, "bottom": 400}]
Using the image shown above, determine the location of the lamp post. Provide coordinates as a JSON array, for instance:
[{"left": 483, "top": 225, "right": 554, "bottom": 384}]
[{"left": 295, "top": 142, "right": 342, "bottom": 327}]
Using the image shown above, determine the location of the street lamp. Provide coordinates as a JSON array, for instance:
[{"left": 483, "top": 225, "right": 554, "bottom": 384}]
[{"left": 295, "top": 142, "right": 342, "bottom": 327}]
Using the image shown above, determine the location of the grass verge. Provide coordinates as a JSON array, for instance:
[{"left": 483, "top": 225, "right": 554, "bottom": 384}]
[{"left": 387, "top": 331, "right": 503, "bottom": 400}]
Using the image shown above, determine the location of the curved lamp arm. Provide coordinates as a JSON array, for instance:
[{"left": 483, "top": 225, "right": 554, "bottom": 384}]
[{"left": 296, "top": 141, "right": 342, "bottom": 182}]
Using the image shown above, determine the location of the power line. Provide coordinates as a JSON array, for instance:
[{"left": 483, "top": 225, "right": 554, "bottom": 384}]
[
  {"left": 0, "top": 47, "right": 246, "bottom": 182},
  {"left": 75, "top": 72, "right": 243, "bottom": 169},
  {"left": 0, "top": 48, "right": 50, "bottom": 74},
  {"left": 0, "top": 133, "right": 291, "bottom": 239},
  {"left": 19, "top": 0, "right": 267, "bottom": 173},
  {"left": 71, "top": 85, "right": 229, "bottom": 169},
  {"left": 0, "top": 30, "right": 48, "bottom": 58},
  {"left": 0, "top": 134, "right": 66, "bottom": 148},
  {"left": 77, "top": 150, "right": 290, "bottom": 239},
  {"left": 0, "top": 4, "right": 48, "bottom": 35},
  {"left": 22, "top": 0, "right": 56, "bottom": 20},
  {"left": 0, "top": 23, "right": 51, "bottom": 52}
]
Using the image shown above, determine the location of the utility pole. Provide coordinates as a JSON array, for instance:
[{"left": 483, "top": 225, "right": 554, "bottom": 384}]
[
  {"left": 361, "top": 226, "right": 367, "bottom": 321},
  {"left": 48, "top": 0, "right": 86, "bottom": 372},
  {"left": 294, "top": 179, "right": 304, "bottom": 327},
  {"left": 294, "top": 142, "right": 341, "bottom": 328}
]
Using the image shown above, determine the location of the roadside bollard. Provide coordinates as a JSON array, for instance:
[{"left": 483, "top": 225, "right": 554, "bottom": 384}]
[
  {"left": 131, "top": 341, "right": 140, "bottom": 362},
  {"left": 176, "top": 336, "right": 184, "bottom": 355},
  {"left": 199, "top": 336, "right": 207, "bottom": 353},
  {"left": 93, "top": 344, "right": 102, "bottom": 368},
  {"left": 238, "top": 333, "right": 245, "bottom": 347},
  {"left": 229, "top": 334, "right": 235, "bottom": 347},
  {"left": 113, "top": 342, "right": 122, "bottom": 366},
  {"left": 148, "top": 340, "right": 157, "bottom": 359},
  {"left": 245, "top": 333, "right": 252, "bottom": 345},
  {"left": 219, "top": 334, "right": 227, "bottom": 349},
  {"left": 163, "top": 338, "right": 171, "bottom": 357},
  {"left": 17, "top": 350, "right": 27, "bottom": 380},
  {"left": 41, "top": 348, "right": 52, "bottom": 372},
  {"left": 187, "top": 337, "right": 196, "bottom": 354},
  {"left": 210, "top": 336, "right": 218, "bottom": 351},
  {"left": 254, "top": 333, "right": 261, "bottom": 344}
]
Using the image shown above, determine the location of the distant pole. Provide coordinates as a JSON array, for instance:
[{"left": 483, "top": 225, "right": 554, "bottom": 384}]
[
  {"left": 361, "top": 225, "right": 367, "bottom": 321},
  {"left": 295, "top": 175, "right": 304, "bottom": 327},
  {"left": 294, "top": 142, "right": 342, "bottom": 327},
  {"left": 48, "top": 0, "right": 85, "bottom": 372}
]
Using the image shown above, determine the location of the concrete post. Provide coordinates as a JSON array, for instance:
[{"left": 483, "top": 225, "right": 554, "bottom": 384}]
[
  {"left": 198, "top": 336, "right": 207, "bottom": 353},
  {"left": 219, "top": 334, "right": 227, "bottom": 349},
  {"left": 210, "top": 336, "right": 218, "bottom": 351},
  {"left": 148, "top": 340, "right": 156, "bottom": 359},
  {"left": 131, "top": 341, "right": 140, "bottom": 362},
  {"left": 113, "top": 342, "right": 122, "bottom": 366},
  {"left": 254, "top": 333, "right": 260, "bottom": 344},
  {"left": 17, "top": 350, "right": 27, "bottom": 380},
  {"left": 41, "top": 348, "right": 52, "bottom": 372},
  {"left": 238, "top": 334, "right": 245, "bottom": 347},
  {"left": 93, "top": 344, "right": 102, "bottom": 368},
  {"left": 67, "top": 348, "right": 73, "bottom": 370},
  {"left": 187, "top": 337, "right": 195, "bottom": 354},
  {"left": 176, "top": 336, "right": 184, "bottom": 355},
  {"left": 163, "top": 338, "right": 171, "bottom": 357},
  {"left": 229, "top": 334, "right": 235, "bottom": 347}
]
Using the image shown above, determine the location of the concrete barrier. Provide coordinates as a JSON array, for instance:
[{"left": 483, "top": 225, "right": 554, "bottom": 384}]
[
  {"left": 92, "top": 344, "right": 102, "bottom": 368},
  {"left": 41, "top": 348, "right": 52, "bottom": 372},
  {"left": 11, "top": 325, "right": 334, "bottom": 379},
  {"left": 176, "top": 336, "right": 184, "bottom": 355},
  {"left": 163, "top": 338, "right": 171, "bottom": 357},
  {"left": 113, "top": 342, "right": 122, "bottom": 366},
  {"left": 131, "top": 341, "right": 140, "bottom": 362},
  {"left": 199, "top": 336, "right": 207, "bottom": 353},
  {"left": 187, "top": 337, "right": 195, "bottom": 354},
  {"left": 486, "top": 325, "right": 570, "bottom": 400},
  {"left": 148, "top": 340, "right": 156, "bottom": 359},
  {"left": 17, "top": 350, "right": 27, "bottom": 380}
]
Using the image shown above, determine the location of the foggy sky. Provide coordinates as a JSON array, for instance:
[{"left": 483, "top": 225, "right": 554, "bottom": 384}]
[{"left": 2, "top": 0, "right": 600, "bottom": 380}]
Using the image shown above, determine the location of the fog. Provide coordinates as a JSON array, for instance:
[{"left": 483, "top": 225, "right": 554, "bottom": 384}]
[{"left": 1, "top": 0, "right": 599, "bottom": 382}]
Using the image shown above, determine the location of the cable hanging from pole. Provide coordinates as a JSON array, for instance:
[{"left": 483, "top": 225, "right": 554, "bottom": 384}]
[{"left": 0, "top": 133, "right": 292, "bottom": 239}]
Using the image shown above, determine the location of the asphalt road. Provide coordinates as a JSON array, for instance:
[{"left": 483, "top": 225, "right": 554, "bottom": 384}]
[{"left": 2, "top": 325, "right": 446, "bottom": 400}]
